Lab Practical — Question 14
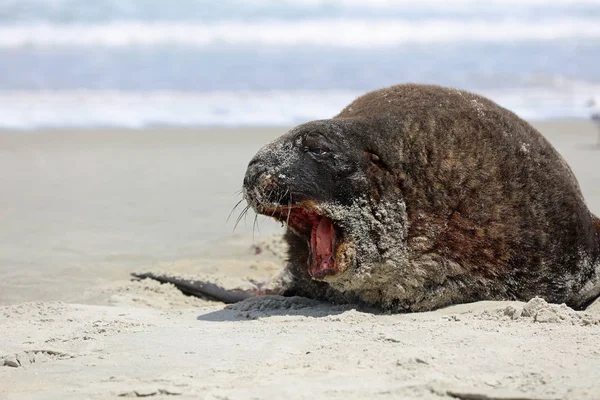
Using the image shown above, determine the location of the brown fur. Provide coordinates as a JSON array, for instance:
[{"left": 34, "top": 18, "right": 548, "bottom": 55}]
[
  {"left": 138, "top": 86, "right": 600, "bottom": 311},
  {"left": 322, "top": 84, "right": 599, "bottom": 308},
  {"left": 225, "top": 84, "right": 600, "bottom": 311}
]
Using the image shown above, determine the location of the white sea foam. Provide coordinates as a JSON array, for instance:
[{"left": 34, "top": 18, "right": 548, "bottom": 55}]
[
  {"left": 1, "top": 18, "right": 600, "bottom": 48},
  {"left": 0, "top": 87, "right": 598, "bottom": 129},
  {"left": 0, "top": 90, "right": 356, "bottom": 129}
]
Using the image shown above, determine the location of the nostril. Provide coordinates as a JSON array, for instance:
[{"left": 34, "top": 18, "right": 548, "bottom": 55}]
[
  {"left": 243, "top": 159, "right": 287, "bottom": 205},
  {"left": 243, "top": 164, "right": 267, "bottom": 189}
]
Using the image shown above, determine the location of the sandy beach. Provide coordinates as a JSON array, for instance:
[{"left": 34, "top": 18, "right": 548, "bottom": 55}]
[{"left": 1, "top": 121, "right": 600, "bottom": 399}]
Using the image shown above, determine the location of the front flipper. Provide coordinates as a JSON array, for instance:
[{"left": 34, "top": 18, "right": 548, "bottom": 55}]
[
  {"left": 132, "top": 272, "right": 258, "bottom": 303},
  {"left": 132, "top": 260, "right": 342, "bottom": 305}
]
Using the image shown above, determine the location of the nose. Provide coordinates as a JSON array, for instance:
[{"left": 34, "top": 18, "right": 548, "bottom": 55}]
[
  {"left": 243, "top": 157, "right": 266, "bottom": 188},
  {"left": 243, "top": 158, "right": 280, "bottom": 190},
  {"left": 243, "top": 157, "right": 287, "bottom": 207}
]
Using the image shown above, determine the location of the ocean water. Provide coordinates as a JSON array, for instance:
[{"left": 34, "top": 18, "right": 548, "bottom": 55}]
[{"left": 1, "top": 0, "right": 600, "bottom": 128}]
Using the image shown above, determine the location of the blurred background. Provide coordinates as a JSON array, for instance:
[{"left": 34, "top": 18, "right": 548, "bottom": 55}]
[{"left": 1, "top": 0, "right": 600, "bottom": 128}]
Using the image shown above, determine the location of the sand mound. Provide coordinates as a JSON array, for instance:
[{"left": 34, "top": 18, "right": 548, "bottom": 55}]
[{"left": 502, "top": 297, "right": 600, "bottom": 325}]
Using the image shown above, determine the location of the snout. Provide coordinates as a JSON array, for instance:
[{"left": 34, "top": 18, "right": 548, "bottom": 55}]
[
  {"left": 243, "top": 157, "right": 272, "bottom": 187},
  {"left": 243, "top": 157, "right": 286, "bottom": 208}
]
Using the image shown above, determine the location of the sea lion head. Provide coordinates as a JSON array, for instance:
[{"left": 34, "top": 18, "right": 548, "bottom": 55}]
[{"left": 243, "top": 118, "right": 408, "bottom": 287}]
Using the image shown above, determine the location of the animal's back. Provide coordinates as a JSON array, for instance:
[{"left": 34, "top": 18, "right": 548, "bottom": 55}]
[{"left": 337, "top": 84, "right": 600, "bottom": 307}]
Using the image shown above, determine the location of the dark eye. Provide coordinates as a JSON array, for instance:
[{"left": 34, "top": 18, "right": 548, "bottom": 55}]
[
  {"left": 303, "top": 136, "right": 332, "bottom": 157},
  {"left": 305, "top": 146, "right": 330, "bottom": 156}
]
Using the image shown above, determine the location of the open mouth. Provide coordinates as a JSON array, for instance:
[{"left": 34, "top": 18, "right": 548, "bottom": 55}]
[{"left": 261, "top": 204, "right": 343, "bottom": 279}]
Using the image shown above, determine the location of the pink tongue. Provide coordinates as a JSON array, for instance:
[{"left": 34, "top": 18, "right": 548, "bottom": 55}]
[
  {"left": 315, "top": 218, "right": 333, "bottom": 260},
  {"left": 309, "top": 217, "right": 336, "bottom": 278}
]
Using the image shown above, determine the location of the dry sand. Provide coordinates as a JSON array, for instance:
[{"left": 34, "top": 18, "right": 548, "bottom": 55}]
[{"left": 1, "top": 121, "right": 600, "bottom": 399}]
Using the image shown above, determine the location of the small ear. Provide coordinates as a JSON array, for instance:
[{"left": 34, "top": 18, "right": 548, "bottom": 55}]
[
  {"left": 365, "top": 151, "right": 392, "bottom": 175},
  {"left": 365, "top": 151, "right": 382, "bottom": 165}
]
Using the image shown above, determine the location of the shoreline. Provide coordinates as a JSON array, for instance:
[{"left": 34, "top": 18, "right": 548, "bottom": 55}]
[{"left": 0, "top": 116, "right": 596, "bottom": 133}]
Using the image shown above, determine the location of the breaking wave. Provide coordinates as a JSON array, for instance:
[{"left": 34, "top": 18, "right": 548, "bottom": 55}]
[
  {"left": 2, "top": 18, "right": 600, "bottom": 48},
  {"left": 0, "top": 88, "right": 597, "bottom": 129}
]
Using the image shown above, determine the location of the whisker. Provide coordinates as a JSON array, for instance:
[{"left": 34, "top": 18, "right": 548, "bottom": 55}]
[
  {"left": 227, "top": 198, "right": 246, "bottom": 223},
  {"left": 252, "top": 213, "right": 261, "bottom": 243},
  {"left": 282, "top": 187, "right": 289, "bottom": 203},
  {"left": 269, "top": 188, "right": 282, "bottom": 217},
  {"left": 255, "top": 213, "right": 261, "bottom": 233},
  {"left": 243, "top": 205, "right": 250, "bottom": 226},
  {"left": 233, "top": 204, "right": 252, "bottom": 232}
]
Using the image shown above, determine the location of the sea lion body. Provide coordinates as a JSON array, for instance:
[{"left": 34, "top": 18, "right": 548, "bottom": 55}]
[{"left": 242, "top": 84, "right": 600, "bottom": 311}]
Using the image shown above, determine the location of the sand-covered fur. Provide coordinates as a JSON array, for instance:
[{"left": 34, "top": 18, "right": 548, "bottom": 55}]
[{"left": 242, "top": 85, "right": 600, "bottom": 311}]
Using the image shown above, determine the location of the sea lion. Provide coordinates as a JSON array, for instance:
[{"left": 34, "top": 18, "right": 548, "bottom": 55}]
[{"left": 136, "top": 84, "right": 600, "bottom": 312}]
